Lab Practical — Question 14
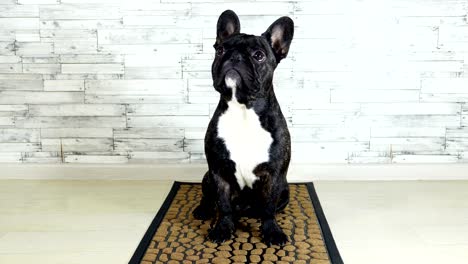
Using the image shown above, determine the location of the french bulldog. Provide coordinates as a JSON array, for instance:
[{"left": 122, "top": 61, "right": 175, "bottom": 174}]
[{"left": 192, "top": 10, "right": 294, "bottom": 246}]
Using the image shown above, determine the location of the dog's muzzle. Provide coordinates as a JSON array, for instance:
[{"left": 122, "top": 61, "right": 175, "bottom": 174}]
[{"left": 224, "top": 69, "right": 241, "bottom": 89}]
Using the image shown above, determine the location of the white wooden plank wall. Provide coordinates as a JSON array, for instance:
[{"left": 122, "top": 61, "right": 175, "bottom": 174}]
[{"left": 0, "top": 0, "right": 467, "bottom": 164}]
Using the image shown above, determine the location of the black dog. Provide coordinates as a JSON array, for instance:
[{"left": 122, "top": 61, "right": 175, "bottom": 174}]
[{"left": 192, "top": 10, "right": 294, "bottom": 246}]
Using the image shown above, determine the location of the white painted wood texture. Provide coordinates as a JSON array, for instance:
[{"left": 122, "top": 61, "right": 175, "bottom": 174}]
[{"left": 0, "top": 0, "right": 467, "bottom": 165}]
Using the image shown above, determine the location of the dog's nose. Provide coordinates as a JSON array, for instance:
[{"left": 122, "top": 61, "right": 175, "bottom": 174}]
[{"left": 230, "top": 52, "right": 242, "bottom": 63}]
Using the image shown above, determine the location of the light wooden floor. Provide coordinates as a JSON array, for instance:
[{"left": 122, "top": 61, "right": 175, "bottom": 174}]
[{"left": 0, "top": 180, "right": 467, "bottom": 264}]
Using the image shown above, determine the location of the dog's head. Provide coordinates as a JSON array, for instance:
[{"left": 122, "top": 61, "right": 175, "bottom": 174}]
[{"left": 211, "top": 10, "right": 294, "bottom": 105}]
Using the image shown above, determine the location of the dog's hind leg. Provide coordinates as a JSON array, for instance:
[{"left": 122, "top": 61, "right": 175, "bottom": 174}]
[{"left": 193, "top": 171, "right": 216, "bottom": 220}]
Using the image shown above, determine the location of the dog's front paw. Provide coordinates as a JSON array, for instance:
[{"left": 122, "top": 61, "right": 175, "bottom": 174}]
[
  {"left": 262, "top": 221, "right": 289, "bottom": 246},
  {"left": 208, "top": 219, "right": 234, "bottom": 243},
  {"left": 193, "top": 204, "right": 215, "bottom": 220},
  {"left": 264, "top": 229, "right": 289, "bottom": 246}
]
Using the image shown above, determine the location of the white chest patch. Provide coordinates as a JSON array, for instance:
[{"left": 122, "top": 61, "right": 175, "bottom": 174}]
[{"left": 217, "top": 76, "right": 273, "bottom": 189}]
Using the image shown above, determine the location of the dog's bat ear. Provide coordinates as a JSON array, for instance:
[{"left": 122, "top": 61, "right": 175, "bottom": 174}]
[
  {"left": 216, "top": 10, "right": 240, "bottom": 45},
  {"left": 262, "top": 16, "right": 294, "bottom": 63}
]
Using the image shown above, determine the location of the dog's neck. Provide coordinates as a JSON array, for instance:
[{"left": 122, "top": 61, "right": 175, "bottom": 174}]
[{"left": 222, "top": 81, "right": 276, "bottom": 115}]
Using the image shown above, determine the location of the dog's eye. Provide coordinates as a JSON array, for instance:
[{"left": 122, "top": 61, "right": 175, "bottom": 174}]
[
  {"left": 253, "top": 50, "right": 266, "bottom": 62},
  {"left": 215, "top": 46, "right": 224, "bottom": 56}
]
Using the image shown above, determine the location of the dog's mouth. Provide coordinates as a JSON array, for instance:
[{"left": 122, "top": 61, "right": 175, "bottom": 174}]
[
  {"left": 214, "top": 64, "right": 259, "bottom": 104},
  {"left": 224, "top": 69, "right": 241, "bottom": 89}
]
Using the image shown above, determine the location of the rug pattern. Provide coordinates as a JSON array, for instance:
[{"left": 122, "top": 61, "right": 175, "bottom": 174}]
[{"left": 140, "top": 184, "right": 331, "bottom": 264}]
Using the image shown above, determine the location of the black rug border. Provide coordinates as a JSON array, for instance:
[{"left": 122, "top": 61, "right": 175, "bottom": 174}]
[
  {"left": 306, "top": 182, "right": 344, "bottom": 264},
  {"left": 129, "top": 181, "right": 182, "bottom": 264},
  {"left": 129, "top": 181, "right": 343, "bottom": 264}
]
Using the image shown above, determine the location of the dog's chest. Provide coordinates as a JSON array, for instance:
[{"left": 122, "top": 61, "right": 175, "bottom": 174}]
[{"left": 217, "top": 102, "right": 273, "bottom": 189}]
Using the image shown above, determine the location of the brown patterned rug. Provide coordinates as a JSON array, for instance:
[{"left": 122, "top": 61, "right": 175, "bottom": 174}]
[{"left": 129, "top": 182, "right": 342, "bottom": 264}]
